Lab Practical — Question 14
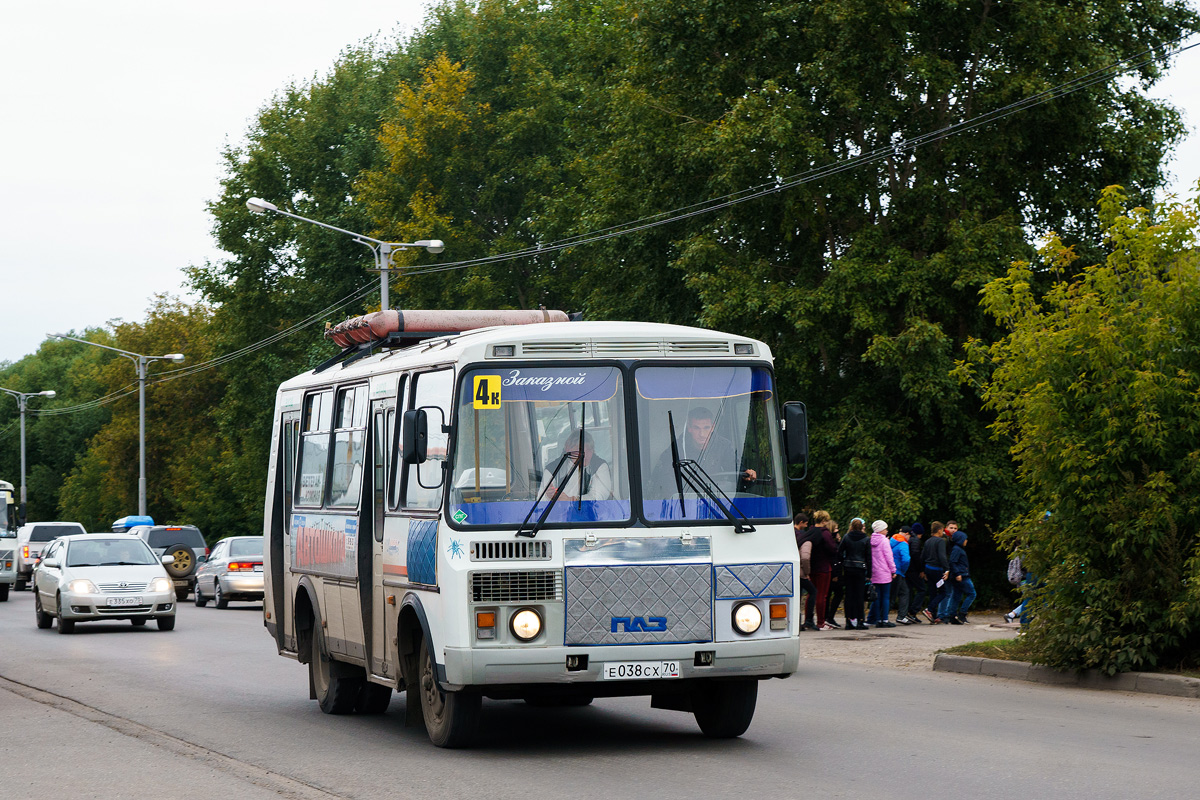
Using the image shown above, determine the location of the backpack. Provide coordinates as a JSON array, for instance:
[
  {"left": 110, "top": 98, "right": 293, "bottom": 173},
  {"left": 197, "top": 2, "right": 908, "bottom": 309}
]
[
  {"left": 1007, "top": 556, "right": 1023, "bottom": 586},
  {"left": 799, "top": 540, "right": 813, "bottom": 578}
]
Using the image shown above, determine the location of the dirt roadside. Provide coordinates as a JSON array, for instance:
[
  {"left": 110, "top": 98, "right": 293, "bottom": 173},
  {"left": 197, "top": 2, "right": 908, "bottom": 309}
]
[{"left": 797, "top": 612, "right": 1021, "bottom": 671}]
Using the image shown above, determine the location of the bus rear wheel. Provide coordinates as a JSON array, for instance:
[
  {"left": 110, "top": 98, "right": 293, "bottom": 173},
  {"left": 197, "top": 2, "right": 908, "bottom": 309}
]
[
  {"left": 310, "top": 623, "right": 359, "bottom": 714},
  {"left": 418, "top": 636, "right": 479, "bottom": 748},
  {"left": 357, "top": 682, "right": 393, "bottom": 714},
  {"left": 692, "top": 678, "right": 758, "bottom": 739}
]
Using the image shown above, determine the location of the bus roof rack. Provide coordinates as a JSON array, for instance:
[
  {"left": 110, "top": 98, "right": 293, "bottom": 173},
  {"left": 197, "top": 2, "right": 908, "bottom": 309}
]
[
  {"left": 324, "top": 309, "right": 570, "bottom": 348},
  {"left": 314, "top": 308, "right": 572, "bottom": 373}
]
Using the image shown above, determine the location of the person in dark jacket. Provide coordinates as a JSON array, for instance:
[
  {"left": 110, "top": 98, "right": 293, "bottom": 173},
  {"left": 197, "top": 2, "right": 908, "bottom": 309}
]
[
  {"left": 922, "top": 521, "right": 951, "bottom": 622},
  {"left": 793, "top": 513, "right": 818, "bottom": 630},
  {"left": 809, "top": 510, "right": 840, "bottom": 629},
  {"left": 945, "top": 530, "right": 976, "bottom": 624},
  {"left": 934, "top": 520, "right": 962, "bottom": 621},
  {"left": 837, "top": 517, "right": 872, "bottom": 630},
  {"left": 825, "top": 520, "right": 845, "bottom": 627},
  {"left": 905, "top": 522, "right": 926, "bottom": 622}
]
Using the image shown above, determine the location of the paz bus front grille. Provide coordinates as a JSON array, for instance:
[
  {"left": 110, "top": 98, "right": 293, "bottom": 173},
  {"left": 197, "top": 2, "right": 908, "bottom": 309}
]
[
  {"left": 564, "top": 563, "right": 713, "bottom": 645},
  {"left": 470, "top": 570, "right": 562, "bottom": 603}
]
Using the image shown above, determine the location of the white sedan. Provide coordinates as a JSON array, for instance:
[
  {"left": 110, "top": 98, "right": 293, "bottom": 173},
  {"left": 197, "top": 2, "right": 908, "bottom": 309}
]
[{"left": 34, "top": 534, "right": 178, "bottom": 633}]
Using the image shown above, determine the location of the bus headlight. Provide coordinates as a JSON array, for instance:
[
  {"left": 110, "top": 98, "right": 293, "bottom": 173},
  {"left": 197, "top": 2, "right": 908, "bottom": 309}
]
[
  {"left": 510, "top": 608, "right": 542, "bottom": 641},
  {"left": 732, "top": 602, "right": 762, "bottom": 635}
]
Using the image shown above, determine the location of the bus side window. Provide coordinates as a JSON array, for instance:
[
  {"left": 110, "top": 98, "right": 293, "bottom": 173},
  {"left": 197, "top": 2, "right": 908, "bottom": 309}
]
[
  {"left": 388, "top": 376, "right": 407, "bottom": 510},
  {"left": 328, "top": 385, "right": 368, "bottom": 508},
  {"left": 405, "top": 369, "right": 453, "bottom": 510},
  {"left": 296, "top": 390, "right": 333, "bottom": 507}
]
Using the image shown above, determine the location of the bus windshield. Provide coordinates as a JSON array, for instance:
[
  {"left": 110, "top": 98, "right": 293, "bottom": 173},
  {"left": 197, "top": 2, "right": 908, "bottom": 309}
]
[
  {"left": 635, "top": 365, "right": 787, "bottom": 523},
  {"left": 450, "top": 366, "right": 631, "bottom": 527}
]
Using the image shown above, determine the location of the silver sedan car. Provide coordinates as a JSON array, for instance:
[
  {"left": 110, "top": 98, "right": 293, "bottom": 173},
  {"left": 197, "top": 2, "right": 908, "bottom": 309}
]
[
  {"left": 33, "top": 534, "right": 177, "bottom": 632},
  {"left": 194, "top": 535, "right": 264, "bottom": 608}
]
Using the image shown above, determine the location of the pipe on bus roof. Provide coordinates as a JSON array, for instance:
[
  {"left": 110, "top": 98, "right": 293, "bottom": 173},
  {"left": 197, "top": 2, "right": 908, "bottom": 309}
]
[{"left": 325, "top": 309, "right": 570, "bottom": 349}]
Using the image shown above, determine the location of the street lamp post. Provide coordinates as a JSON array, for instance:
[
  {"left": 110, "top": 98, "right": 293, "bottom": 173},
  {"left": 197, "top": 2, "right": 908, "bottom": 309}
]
[
  {"left": 48, "top": 335, "right": 184, "bottom": 517},
  {"left": 0, "top": 387, "right": 56, "bottom": 524},
  {"left": 245, "top": 197, "right": 444, "bottom": 312}
]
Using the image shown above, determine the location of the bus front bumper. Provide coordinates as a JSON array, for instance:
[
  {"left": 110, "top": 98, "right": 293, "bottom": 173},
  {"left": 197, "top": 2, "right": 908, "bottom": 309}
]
[{"left": 441, "top": 636, "right": 799, "bottom": 690}]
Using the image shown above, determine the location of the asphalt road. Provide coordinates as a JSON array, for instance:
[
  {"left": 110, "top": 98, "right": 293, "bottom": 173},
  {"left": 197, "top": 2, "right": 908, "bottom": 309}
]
[{"left": 1, "top": 588, "right": 1197, "bottom": 799}]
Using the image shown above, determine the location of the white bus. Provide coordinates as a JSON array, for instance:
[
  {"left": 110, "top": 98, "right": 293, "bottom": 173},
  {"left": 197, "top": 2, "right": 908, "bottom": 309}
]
[
  {"left": 1, "top": 480, "right": 16, "bottom": 600},
  {"left": 262, "top": 310, "right": 807, "bottom": 747}
]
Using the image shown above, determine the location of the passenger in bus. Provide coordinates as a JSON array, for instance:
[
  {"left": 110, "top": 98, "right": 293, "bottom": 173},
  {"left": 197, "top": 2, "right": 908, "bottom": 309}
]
[
  {"left": 539, "top": 430, "right": 613, "bottom": 502},
  {"left": 654, "top": 407, "right": 757, "bottom": 494}
]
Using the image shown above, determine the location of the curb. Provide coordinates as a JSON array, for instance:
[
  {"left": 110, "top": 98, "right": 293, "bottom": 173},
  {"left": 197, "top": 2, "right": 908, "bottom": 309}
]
[{"left": 933, "top": 653, "right": 1200, "bottom": 698}]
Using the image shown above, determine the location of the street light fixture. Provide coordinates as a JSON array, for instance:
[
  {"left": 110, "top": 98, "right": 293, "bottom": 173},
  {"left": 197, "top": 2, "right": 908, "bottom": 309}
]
[
  {"left": 0, "top": 387, "right": 56, "bottom": 525},
  {"left": 245, "top": 197, "right": 444, "bottom": 311},
  {"left": 48, "top": 334, "right": 184, "bottom": 517}
]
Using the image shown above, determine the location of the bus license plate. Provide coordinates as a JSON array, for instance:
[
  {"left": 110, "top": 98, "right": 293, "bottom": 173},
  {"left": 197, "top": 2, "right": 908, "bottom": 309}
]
[
  {"left": 107, "top": 596, "right": 142, "bottom": 607},
  {"left": 601, "top": 661, "right": 680, "bottom": 680}
]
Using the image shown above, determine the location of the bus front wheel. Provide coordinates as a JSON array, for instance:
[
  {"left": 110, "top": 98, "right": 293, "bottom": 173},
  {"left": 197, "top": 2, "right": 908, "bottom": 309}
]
[
  {"left": 418, "top": 636, "right": 479, "bottom": 747},
  {"left": 692, "top": 678, "right": 758, "bottom": 738}
]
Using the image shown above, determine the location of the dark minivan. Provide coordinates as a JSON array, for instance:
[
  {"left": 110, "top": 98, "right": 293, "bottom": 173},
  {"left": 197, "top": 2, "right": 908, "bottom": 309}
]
[{"left": 129, "top": 525, "right": 209, "bottom": 600}]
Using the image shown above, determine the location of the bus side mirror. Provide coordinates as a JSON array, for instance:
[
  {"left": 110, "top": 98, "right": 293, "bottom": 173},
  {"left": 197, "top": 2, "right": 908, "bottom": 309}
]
[
  {"left": 783, "top": 402, "right": 808, "bottom": 476},
  {"left": 402, "top": 409, "right": 429, "bottom": 464}
]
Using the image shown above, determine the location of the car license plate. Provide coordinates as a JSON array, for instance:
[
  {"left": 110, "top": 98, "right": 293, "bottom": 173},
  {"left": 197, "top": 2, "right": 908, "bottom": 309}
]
[
  {"left": 601, "top": 661, "right": 681, "bottom": 680},
  {"left": 107, "top": 596, "right": 142, "bottom": 607},
  {"left": 173, "top": 579, "right": 188, "bottom": 587},
  {"left": 253, "top": 565, "right": 263, "bottom": 572}
]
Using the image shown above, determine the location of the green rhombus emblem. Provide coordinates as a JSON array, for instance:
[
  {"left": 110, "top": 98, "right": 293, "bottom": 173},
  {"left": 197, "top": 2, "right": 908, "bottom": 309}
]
[{"left": 452, "top": 509, "right": 468, "bottom": 524}]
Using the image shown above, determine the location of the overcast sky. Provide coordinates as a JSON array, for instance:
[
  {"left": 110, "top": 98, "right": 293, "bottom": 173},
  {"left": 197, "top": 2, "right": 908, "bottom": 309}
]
[{"left": 1, "top": 3, "right": 1197, "bottom": 365}]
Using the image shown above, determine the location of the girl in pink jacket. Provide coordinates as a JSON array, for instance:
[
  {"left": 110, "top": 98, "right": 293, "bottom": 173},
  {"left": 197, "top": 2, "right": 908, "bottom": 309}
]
[{"left": 867, "top": 520, "right": 897, "bottom": 627}]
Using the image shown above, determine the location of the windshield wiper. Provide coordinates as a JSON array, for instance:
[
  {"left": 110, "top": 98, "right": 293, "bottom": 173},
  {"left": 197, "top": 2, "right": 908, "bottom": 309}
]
[
  {"left": 517, "top": 405, "right": 587, "bottom": 538},
  {"left": 516, "top": 451, "right": 582, "bottom": 538},
  {"left": 667, "top": 411, "right": 687, "bottom": 512}
]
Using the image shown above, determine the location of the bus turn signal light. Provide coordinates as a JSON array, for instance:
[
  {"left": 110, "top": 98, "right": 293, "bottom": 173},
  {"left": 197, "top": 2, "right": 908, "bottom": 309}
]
[
  {"left": 476, "top": 611, "right": 496, "bottom": 640},
  {"left": 769, "top": 601, "right": 788, "bottom": 630}
]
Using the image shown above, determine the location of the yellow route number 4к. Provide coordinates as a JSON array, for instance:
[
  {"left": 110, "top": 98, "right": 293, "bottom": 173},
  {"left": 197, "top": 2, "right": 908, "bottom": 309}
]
[{"left": 472, "top": 375, "right": 502, "bottom": 409}]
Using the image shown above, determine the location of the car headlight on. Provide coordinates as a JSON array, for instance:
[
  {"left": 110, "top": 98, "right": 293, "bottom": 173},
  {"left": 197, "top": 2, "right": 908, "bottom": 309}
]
[
  {"left": 68, "top": 579, "right": 99, "bottom": 594},
  {"left": 149, "top": 577, "right": 173, "bottom": 593},
  {"left": 510, "top": 608, "right": 543, "bottom": 641},
  {"left": 732, "top": 602, "right": 763, "bottom": 635}
]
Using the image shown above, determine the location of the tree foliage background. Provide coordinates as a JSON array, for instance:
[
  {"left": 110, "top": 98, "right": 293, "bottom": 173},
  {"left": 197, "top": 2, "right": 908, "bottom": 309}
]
[
  {"left": 960, "top": 185, "right": 1200, "bottom": 673},
  {"left": 2, "top": 0, "right": 1197, "bottom": 646}
]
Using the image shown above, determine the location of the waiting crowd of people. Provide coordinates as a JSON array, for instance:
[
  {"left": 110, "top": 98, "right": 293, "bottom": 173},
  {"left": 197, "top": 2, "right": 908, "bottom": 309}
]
[{"left": 793, "top": 512, "right": 976, "bottom": 631}]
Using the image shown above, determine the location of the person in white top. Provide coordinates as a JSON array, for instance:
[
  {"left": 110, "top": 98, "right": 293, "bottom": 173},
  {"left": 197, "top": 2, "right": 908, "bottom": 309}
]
[{"left": 540, "top": 431, "right": 613, "bottom": 502}]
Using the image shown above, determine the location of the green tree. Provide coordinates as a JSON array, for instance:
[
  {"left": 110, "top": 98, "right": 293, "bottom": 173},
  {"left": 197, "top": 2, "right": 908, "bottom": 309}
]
[
  {"left": 358, "top": 0, "right": 585, "bottom": 311},
  {"left": 559, "top": 0, "right": 1197, "bottom": 533},
  {"left": 0, "top": 336, "right": 113, "bottom": 524},
  {"left": 959, "top": 185, "right": 1200, "bottom": 672},
  {"left": 190, "top": 41, "right": 421, "bottom": 531},
  {"left": 190, "top": 0, "right": 1196, "bottom": 559},
  {"left": 55, "top": 296, "right": 228, "bottom": 535}
]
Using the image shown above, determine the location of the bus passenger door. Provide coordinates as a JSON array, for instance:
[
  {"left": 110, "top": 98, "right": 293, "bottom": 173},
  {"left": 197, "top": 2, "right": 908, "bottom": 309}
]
[
  {"left": 277, "top": 413, "right": 299, "bottom": 652},
  {"left": 368, "top": 401, "right": 392, "bottom": 677}
]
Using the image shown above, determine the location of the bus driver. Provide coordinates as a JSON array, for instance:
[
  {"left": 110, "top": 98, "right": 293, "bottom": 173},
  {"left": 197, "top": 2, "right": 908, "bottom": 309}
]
[
  {"left": 656, "top": 407, "right": 757, "bottom": 495},
  {"left": 540, "top": 430, "right": 614, "bottom": 502}
]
